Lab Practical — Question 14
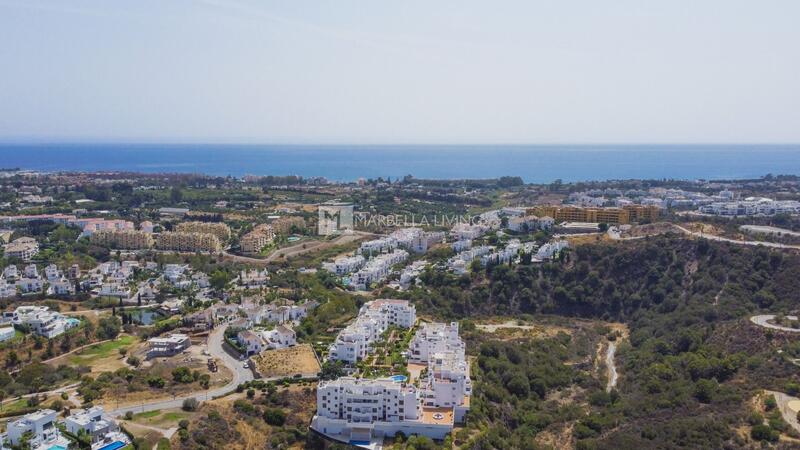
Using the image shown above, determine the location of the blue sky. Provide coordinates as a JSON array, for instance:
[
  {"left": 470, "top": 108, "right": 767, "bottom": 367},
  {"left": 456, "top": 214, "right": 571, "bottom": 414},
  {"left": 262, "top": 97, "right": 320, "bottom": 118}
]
[{"left": 0, "top": 0, "right": 798, "bottom": 144}]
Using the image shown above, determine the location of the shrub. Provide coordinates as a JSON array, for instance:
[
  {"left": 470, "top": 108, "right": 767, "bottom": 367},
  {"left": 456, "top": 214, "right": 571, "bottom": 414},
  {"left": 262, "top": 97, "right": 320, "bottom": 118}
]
[
  {"left": 263, "top": 408, "right": 286, "bottom": 426},
  {"left": 182, "top": 397, "right": 199, "bottom": 411}
]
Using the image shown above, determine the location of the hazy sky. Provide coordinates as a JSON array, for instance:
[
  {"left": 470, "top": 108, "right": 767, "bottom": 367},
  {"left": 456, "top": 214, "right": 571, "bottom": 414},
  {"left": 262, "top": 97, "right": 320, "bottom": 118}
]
[{"left": 0, "top": 0, "right": 798, "bottom": 144}]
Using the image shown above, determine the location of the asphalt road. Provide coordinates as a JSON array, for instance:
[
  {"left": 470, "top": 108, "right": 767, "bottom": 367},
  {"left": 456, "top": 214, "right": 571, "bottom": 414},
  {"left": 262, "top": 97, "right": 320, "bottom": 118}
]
[{"left": 750, "top": 314, "right": 800, "bottom": 333}]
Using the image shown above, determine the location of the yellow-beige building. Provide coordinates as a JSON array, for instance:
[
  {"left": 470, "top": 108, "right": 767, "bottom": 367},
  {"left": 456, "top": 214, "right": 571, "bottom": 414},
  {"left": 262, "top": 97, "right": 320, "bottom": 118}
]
[
  {"left": 529, "top": 205, "right": 660, "bottom": 225},
  {"left": 175, "top": 221, "right": 231, "bottom": 242},
  {"left": 156, "top": 232, "right": 222, "bottom": 253},
  {"left": 271, "top": 216, "right": 305, "bottom": 235},
  {"left": 240, "top": 224, "right": 275, "bottom": 255},
  {"left": 90, "top": 230, "right": 154, "bottom": 249}
]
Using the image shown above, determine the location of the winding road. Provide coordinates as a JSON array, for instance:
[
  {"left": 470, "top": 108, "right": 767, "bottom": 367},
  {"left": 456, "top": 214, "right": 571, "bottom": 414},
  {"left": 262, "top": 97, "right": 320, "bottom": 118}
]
[{"left": 750, "top": 315, "right": 800, "bottom": 333}]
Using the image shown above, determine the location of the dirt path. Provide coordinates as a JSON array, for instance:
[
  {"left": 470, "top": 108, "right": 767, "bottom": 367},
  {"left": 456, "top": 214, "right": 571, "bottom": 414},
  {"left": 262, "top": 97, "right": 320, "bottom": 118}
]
[
  {"left": 222, "top": 231, "right": 374, "bottom": 265},
  {"left": 606, "top": 342, "right": 618, "bottom": 392}
]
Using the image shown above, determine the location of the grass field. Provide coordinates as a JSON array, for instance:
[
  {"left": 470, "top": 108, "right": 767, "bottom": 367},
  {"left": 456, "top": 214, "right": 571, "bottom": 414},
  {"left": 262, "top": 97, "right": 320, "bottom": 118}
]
[
  {"left": 67, "top": 335, "right": 136, "bottom": 365},
  {"left": 132, "top": 408, "right": 194, "bottom": 428}
]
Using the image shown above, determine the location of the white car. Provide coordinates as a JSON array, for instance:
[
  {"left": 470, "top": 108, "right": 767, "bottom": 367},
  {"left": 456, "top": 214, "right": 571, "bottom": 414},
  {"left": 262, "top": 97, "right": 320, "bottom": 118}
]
[{"left": 242, "top": 362, "right": 249, "bottom": 369}]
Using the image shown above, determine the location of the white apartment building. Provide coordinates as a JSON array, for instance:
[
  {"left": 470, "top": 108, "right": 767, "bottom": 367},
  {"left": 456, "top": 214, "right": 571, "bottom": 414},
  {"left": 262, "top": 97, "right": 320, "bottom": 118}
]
[
  {"left": 451, "top": 239, "right": 472, "bottom": 252},
  {"left": 3, "top": 265, "right": 19, "bottom": 280},
  {"left": 328, "top": 299, "right": 416, "bottom": 364},
  {"left": 0, "top": 326, "right": 15, "bottom": 342},
  {"left": 322, "top": 254, "right": 365, "bottom": 276},
  {"left": 399, "top": 260, "right": 428, "bottom": 289},
  {"left": 313, "top": 320, "right": 470, "bottom": 445},
  {"left": 535, "top": 240, "right": 569, "bottom": 261},
  {"left": 3, "top": 409, "right": 70, "bottom": 450},
  {"left": 447, "top": 245, "right": 493, "bottom": 274},
  {"left": 24, "top": 263, "right": 39, "bottom": 278},
  {"left": 311, "top": 377, "right": 451, "bottom": 443},
  {"left": 44, "top": 264, "right": 60, "bottom": 281},
  {"left": 48, "top": 279, "right": 75, "bottom": 296},
  {"left": 408, "top": 322, "right": 466, "bottom": 366},
  {"left": 0, "top": 278, "right": 17, "bottom": 298},
  {"left": 3, "top": 237, "right": 39, "bottom": 261},
  {"left": 238, "top": 268, "right": 270, "bottom": 287},
  {"left": 699, "top": 198, "right": 800, "bottom": 216},
  {"left": 350, "top": 249, "right": 408, "bottom": 290},
  {"left": 17, "top": 278, "right": 44, "bottom": 294}
]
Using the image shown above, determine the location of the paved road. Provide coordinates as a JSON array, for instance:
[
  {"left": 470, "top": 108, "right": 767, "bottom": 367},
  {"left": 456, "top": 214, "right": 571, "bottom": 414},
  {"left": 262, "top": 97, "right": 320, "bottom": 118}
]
[
  {"left": 109, "top": 325, "right": 253, "bottom": 417},
  {"left": 765, "top": 390, "right": 800, "bottom": 434},
  {"left": 750, "top": 315, "right": 800, "bottom": 333}
]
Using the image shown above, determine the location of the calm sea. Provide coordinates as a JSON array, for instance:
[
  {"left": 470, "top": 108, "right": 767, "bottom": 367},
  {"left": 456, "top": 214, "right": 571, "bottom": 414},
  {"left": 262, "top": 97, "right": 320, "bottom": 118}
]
[{"left": 0, "top": 144, "right": 798, "bottom": 183}]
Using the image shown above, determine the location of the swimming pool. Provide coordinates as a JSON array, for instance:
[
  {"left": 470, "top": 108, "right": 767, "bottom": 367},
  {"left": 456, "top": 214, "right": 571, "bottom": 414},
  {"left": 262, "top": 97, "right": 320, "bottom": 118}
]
[
  {"left": 97, "top": 441, "right": 126, "bottom": 450},
  {"left": 390, "top": 375, "right": 407, "bottom": 383},
  {"left": 48, "top": 446, "right": 67, "bottom": 450}
]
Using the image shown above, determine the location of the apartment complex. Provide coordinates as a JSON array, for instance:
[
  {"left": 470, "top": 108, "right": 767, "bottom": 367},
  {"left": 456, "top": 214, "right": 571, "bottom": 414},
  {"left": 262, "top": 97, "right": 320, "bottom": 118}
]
[
  {"left": 313, "top": 320, "right": 470, "bottom": 444},
  {"left": 328, "top": 299, "right": 416, "bottom": 364},
  {"left": 271, "top": 216, "right": 306, "bottom": 234},
  {"left": 350, "top": 249, "right": 408, "bottom": 290},
  {"left": 699, "top": 197, "right": 800, "bottom": 216},
  {"left": 175, "top": 221, "right": 231, "bottom": 241},
  {"left": 530, "top": 204, "right": 660, "bottom": 225},
  {"left": 90, "top": 229, "right": 154, "bottom": 249},
  {"left": 240, "top": 224, "right": 275, "bottom": 255},
  {"left": 3, "top": 237, "right": 39, "bottom": 260},
  {"left": 360, "top": 228, "right": 445, "bottom": 255},
  {"left": 156, "top": 231, "right": 222, "bottom": 253}
]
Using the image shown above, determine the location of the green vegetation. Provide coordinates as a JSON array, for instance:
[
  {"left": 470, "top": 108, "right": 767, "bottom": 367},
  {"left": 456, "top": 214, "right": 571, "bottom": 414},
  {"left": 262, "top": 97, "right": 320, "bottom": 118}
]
[{"left": 395, "top": 235, "right": 800, "bottom": 448}]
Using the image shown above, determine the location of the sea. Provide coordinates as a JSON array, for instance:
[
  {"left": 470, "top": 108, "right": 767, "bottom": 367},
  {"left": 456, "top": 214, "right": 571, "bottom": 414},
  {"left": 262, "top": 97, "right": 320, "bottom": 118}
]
[{"left": 0, "top": 144, "right": 798, "bottom": 184}]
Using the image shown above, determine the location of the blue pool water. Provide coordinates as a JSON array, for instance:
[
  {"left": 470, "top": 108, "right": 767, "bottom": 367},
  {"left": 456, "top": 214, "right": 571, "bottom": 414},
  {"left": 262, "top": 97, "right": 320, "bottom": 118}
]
[
  {"left": 390, "top": 375, "right": 408, "bottom": 382},
  {"left": 48, "top": 446, "right": 67, "bottom": 450},
  {"left": 97, "top": 441, "right": 126, "bottom": 450}
]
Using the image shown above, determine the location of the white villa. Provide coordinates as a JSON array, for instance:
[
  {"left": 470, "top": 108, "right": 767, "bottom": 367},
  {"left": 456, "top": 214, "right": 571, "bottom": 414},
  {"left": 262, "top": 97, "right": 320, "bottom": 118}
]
[
  {"left": 147, "top": 333, "right": 190, "bottom": 358},
  {"left": 12, "top": 305, "right": 80, "bottom": 338},
  {"left": 64, "top": 407, "right": 129, "bottom": 449},
  {"left": 2, "top": 409, "right": 70, "bottom": 450}
]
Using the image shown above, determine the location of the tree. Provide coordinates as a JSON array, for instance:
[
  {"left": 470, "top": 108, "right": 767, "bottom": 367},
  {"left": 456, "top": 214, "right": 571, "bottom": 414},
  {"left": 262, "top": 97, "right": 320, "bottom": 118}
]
[
  {"left": 170, "top": 187, "right": 184, "bottom": 204},
  {"left": 97, "top": 316, "right": 122, "bottom": 339},
  {"left": 182, "top": 397, "right": 198, "bottom": 411}
]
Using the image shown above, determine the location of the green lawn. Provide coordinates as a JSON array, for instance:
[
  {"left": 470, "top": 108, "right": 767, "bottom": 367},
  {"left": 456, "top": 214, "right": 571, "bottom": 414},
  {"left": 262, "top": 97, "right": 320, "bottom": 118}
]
[
  {"left": 68, "top": 335, "right": 136, "bottom": 364},
  {"left": 132, "top": 409, "right": 192, "bottom": 428}
]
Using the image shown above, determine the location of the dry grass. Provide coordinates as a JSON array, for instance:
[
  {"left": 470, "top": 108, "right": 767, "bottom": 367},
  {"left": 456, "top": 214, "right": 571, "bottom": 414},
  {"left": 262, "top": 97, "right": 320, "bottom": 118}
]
[{"left": 251, "top": 344, "right": 320, "bottom": 378}]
